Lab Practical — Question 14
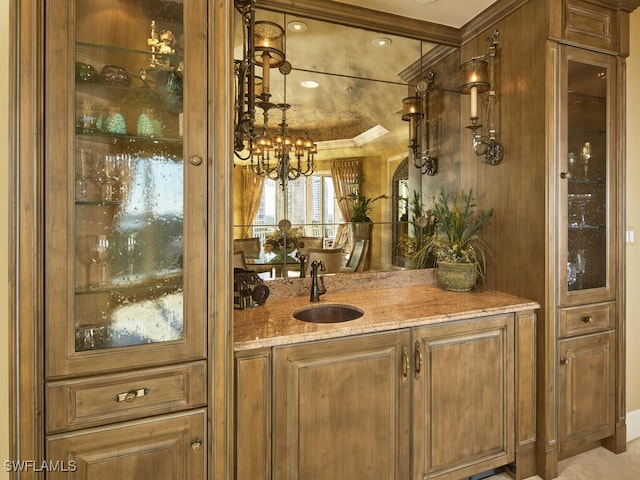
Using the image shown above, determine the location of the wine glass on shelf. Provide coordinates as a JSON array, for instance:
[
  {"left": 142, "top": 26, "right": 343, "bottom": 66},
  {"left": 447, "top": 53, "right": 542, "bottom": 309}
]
[
  {"left": 76, "top": 234, "right": 112, "bottom": 287},
  {"left": 95, "top": 154, "right": 120, "bottom": 202},
  {"left": 117, "top": 154, "right": 136, "bottom": 200},
  {"left": 117, "top": 232, "right": 142, "bottom": 278},
  {"left": 76, "top": 148, "right": 93, "bottom": 200}
]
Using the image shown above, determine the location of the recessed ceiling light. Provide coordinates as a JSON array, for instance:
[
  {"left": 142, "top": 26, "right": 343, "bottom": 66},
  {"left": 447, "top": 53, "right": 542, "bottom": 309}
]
[
  {"left": 287, "top": 21, "right": 307, "bottom": 32},
  {"left": 372, "top": 37, "right": 392, "bottom": 48},
  {"left": 300, "top": 80, "right": 320, "bottom": 89},
  {"left": 416, "top": 0, "right": 437, "bottom": 4}
]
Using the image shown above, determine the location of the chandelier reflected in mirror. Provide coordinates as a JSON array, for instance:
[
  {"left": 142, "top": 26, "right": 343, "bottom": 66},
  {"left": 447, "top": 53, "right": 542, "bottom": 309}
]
[{"left": 233, "top": 0, "right": 317, "bottom": 188}]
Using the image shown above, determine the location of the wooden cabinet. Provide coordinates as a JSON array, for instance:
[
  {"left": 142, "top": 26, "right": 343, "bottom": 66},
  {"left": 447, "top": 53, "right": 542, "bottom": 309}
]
[
  {"left": 47, "top": 410, "right": 206, "bottom": 480},
  {"left": 272, "top": 331, "right": 411, "bottom": 480},
  {"left": 42, "top": 0, "right": 209, "bottom": 472},
  {"left": 412, "top": 315, "right": 514, "bottom": 480},
  {"left": 235, "top": 310, "right": 536, "bottom": 480},
  {"left": 460, "top": 1, "right": 638, "bottom": 477},
  {"left": 558, "top": 330, "right": 616, "bottom": 453}
]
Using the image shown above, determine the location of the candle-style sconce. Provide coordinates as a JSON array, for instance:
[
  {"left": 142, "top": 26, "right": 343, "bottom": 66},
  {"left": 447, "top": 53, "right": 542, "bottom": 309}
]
[
  {"left": 459, "top": 30, "right": 503, "bottom": 166},
  {"left": 402, "top": 71, "right": 437, "bottom": 176}
]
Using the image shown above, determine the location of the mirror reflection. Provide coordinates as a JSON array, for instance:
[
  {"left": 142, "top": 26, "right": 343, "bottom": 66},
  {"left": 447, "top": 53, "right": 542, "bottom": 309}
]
[{"left": 232, "top": 8, "right": 459, "bottom": 278}]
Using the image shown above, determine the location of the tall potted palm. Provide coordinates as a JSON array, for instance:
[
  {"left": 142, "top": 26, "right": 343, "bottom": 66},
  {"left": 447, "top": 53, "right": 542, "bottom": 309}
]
[
  {"left": 420, "top": 189, "right": 493, "bottom": 291},
  {"left": 345, "top": 191, "right": 387, "bottom": 271}
]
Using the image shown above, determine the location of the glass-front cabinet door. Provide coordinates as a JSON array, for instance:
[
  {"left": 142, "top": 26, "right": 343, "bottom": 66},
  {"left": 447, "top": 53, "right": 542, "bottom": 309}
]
[
  {"left": 45, "top": 0, "right": 207, "bottom": 378},
  {"left": 559, "top": 46, "right": 617, "bottom": 306}
]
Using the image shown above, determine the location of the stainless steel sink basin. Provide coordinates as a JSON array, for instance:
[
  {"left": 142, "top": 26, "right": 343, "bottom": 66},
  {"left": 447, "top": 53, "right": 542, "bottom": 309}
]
[{"left": 293, "top": 304, "right": 364, "bottom": 323}]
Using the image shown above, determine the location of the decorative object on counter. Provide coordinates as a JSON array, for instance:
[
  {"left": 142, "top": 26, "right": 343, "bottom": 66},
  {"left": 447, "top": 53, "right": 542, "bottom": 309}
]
[
  {"left": 75, "top": 62, "right": 99, "bottom": 82},
  {"left": 459, "top": 29, "right": 503, "bottom": 165},
  {"left": 233, "top": 268, "right": 270, "bottom": 309},
  {"left": 103, "top": 106, "right": 127, "bottom": 135},
  {"left": 421, "top": 189, "right": 493, "bottom": 291},
  {"left": 100, "top": 64, "right": 132, "bottom": 87}
]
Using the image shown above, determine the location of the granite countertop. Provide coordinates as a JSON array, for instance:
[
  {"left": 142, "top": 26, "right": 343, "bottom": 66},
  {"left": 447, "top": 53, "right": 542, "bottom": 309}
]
[{"left": 234, "top": 283, "right": 539, "bottom": 351}]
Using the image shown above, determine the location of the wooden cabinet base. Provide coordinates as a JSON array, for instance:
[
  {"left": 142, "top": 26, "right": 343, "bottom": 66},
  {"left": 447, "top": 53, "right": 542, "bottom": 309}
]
[{"left": 47, "top": 410, "right": 206, "bottom": 480}]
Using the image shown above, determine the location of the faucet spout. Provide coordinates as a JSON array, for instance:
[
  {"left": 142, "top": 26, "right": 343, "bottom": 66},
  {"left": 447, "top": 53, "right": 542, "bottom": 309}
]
[{"left": 309, "top": 260, "right": 326, "bottom": 302}]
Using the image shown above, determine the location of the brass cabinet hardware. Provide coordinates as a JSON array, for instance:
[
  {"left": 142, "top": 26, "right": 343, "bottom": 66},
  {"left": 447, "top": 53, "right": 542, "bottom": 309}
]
[
  {"left": 560, "top": 171, "right": 572, "bottom": 179},
  {"left": 581, "top": 315, "right": 593, "bottom": 324},
  {"left": 189, "top": 155, "right": 203, "bottom": 166},
  {"left": 560, "top": 357, "right": 569, "bottom": 366},
  {"left": 414, "top": 341, "right": 422, "bottom": 378},
  {"left": 114, "top": 387, "right": 149, "bottom": 403},
  {"left": 191, "top": 439, "right": 202, "bottom": 451},
  {"left": 402, "top": 345, "right": 409, "bottom": 380}
]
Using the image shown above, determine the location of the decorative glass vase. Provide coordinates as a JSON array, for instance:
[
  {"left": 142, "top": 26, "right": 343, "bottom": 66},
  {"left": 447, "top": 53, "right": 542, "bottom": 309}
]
[{"left": 436, "top": 262, "right": 478, "bottom": 292}]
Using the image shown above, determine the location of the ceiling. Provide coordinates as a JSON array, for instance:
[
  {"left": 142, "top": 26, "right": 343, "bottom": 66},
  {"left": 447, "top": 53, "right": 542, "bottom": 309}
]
[{"left": 334, "top": 0, "right": 499, "bottom": 28}]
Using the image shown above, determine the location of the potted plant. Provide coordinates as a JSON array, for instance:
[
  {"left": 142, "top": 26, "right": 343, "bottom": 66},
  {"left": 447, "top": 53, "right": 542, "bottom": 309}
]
[
  {"left": 420, "top": 188, "right": 493, "bottom": 291},
  {"left": 342, "top": 182, "right": 387, "bottom": 270}
]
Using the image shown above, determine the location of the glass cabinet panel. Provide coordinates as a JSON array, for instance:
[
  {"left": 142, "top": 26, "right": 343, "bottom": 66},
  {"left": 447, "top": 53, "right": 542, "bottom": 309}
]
[
  {"left": 46, "top": 0, "right": 206, "bottom": 377},
  {"left": 560, "top": 47, "right": 616, "bottom": 305},
  {"left": 74, "top": 3, "right": 186, "bottom": 351}
]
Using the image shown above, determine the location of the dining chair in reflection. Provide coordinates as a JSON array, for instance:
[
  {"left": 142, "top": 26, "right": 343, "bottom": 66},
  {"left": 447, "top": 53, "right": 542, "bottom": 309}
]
[
  {"left": 297, "top": 236, "right": 324, "bottom": 257},
  {"left": 233, "top": 250, "right": 247, "bottom": 270},
  {"left": 306, "top": 247, "right": 344, "bottom": 274},
  {"left": 341, "top": 239, "right": 369, "bottom": 273},
  {"left": 233, "top": 237, "right": 261, "bottom": 260},
  {"left": 332, "top": 224, "right": 350, "bottom": 250}
]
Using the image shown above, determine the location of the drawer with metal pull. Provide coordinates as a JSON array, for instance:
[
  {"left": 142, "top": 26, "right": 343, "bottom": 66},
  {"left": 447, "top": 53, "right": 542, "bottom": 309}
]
[
  {"left": 558, "top": 302, "right": 614, "bottom": 339},
  {"left": 46, "top": 361, "right": 206, "bottom": 433}
]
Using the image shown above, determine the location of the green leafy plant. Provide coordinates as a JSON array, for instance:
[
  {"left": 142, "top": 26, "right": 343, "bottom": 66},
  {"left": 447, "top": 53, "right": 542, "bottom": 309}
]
[
  {"left": 396, "top": 191, "right": 437, "bottom": 269},
  {"left": 419, "top": 189, "right": 493, "bottom": 277},
  {"left": 347, "top": 192, "right": 388, "bottom": 222}
]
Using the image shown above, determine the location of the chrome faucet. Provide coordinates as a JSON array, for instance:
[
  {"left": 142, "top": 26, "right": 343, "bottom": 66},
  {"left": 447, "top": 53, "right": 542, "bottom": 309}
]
[{"left": 309, "top": 260, "right": 326, "bottom": 302}]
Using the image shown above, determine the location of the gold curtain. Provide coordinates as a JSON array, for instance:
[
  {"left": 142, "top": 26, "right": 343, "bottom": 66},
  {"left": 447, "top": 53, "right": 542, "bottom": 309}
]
[
  {"left": 331, "top": 158, "right": 362, "bottom": 222},
  {"left": 239, "top": 168, "right": 265, "bottom": 238}
]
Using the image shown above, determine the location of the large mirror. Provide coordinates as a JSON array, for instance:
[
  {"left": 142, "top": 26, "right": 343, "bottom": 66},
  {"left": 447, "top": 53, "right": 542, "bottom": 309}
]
[{"left": 232, "top": 7, "right": 461, "bottom": 278}]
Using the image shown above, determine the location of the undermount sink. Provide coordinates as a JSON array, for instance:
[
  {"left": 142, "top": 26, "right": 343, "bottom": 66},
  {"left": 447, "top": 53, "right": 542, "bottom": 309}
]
[{"left": 293, "top": 304, "right": 364, "bottom": 324}]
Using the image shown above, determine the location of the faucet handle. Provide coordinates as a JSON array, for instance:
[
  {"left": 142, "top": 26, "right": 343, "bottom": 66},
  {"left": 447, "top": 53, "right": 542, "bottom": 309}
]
[{"left": 319, "top": 260, "right": 326, "bottom": 272}]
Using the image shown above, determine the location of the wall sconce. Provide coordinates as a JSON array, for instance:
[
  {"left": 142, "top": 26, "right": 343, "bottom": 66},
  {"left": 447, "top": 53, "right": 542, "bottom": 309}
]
[
  {"left": 402, "top": 71, "right": 437, "bottom": 176},
  {"left": 459, "top": 30, "right": 503, "bottom": 166}
]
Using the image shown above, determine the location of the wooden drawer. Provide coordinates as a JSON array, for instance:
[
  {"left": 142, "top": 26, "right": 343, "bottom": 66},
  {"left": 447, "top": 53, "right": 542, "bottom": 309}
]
[
  {"left": 46, "top": 361, "right": 206, "bottom": 433},
  {"left": 558, "top": 303, "right": 614, "bottom": 339}
]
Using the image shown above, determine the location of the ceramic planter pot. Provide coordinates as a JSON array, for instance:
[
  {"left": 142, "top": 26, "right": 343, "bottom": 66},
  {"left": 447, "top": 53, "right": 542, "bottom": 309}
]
[{"left": 436, "top": 262, "right": 478, "bottom": 292}]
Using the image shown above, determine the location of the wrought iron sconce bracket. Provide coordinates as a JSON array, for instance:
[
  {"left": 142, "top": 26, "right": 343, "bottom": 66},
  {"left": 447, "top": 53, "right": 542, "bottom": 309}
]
[{"left": 459, "top": 30, "right": 503, "bottom": 166}]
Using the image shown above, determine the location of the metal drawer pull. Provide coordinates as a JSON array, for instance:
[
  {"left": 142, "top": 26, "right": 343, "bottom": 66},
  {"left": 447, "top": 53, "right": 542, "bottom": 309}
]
[
  {"left": 414, "top": 341, "right": 422, "bottom": 377},
  {"left": 560, "top": 357, "right": 569, "bottom": 366},
  {"left": 581, "top": 315, "right": 593, "bottom": 324},
  {"left": 191, "top": 439, "right": 202, "bottom": 451},
  {"left": 114, "top": 387, "right": 149, "bottom": 403},
  {"left": 402, "top": 346, "right": 409, "bottom": 380}
]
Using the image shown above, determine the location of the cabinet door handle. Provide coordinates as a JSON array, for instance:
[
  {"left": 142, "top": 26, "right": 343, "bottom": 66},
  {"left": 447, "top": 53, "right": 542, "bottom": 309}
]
[
  {"left": 414, "top": 341, "right": 422, "bottom": 378},
  {"left": 560, "top": 171, "right": 572, "bottom": 179},
  {"left": 189, "top": 155, "right": 203, "bottom": 166},
  {"left": 191, "top": 439, "right": 202, "bottom": 452},
  {"left": 581, "top": 315, "right": 593, "bottom": 324},
  {"left": 560, "top": 357, "right": 569, "bottom": 366},
  {"left": 114, "top": 387, "right": 149, "bottom": 403},
  {"left": 401, "top": 345, "right": 409, "bottom": 380}
]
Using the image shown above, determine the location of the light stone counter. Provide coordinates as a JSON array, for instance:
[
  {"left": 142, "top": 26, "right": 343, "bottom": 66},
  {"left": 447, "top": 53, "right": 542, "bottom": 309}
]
[{"left": 234, "top": 281, "right": 539, "bottom": 351}]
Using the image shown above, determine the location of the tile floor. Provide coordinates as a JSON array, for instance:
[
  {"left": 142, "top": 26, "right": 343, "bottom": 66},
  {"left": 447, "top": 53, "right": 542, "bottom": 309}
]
[{"left": 488, "top": 439, "right": 640, "bottom": 479}]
